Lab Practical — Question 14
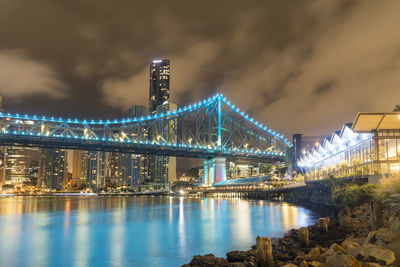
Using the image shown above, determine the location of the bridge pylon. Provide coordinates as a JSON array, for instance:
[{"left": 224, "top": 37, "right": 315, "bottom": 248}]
[{"left": 202, "top": 157, "right": 226, "bottom": 186}]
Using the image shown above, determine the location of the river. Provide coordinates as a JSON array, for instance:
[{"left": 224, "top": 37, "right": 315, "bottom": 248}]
[{"left": 0, "top": 196, "right": 321, "bottom": 266}]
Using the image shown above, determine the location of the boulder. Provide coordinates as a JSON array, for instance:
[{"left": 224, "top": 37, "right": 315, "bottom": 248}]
[
  {"left": 226, "top": 250, "right": 253, "bottom": 262},
  {"left": 341, "top": 239, "right": 360, "bottom": 257},
  {"left": 362, "top": 263, "right": 381, "bottom": 267},
  {"left": 281, "top": 264, "right": 298, "bottom": 267},
  {"left": 329, "top": 243, "right": 346, "bottom": 254},
  {"left": 357, "top": 243, "right": 395, "bottom": 265},
  {"left": 351, "top": 237, "right": 366, "bottom": 246},
  {"left": 307, "top": 247, "right": 321, "bottom": 260},
  {"left": 325, "top": 251, "right": 362, "bottom": 267},
  {"left": 228, "top": 263, "right": 245, "bottom": 267},
  {"left": 189, "top": 253, "right": 229, "bottom": 266},
  {"left": 322, "top": 248, "right": 336, "bottom": 257},
  {"left": 308, "top": 261, "right": 323, "bottom": 267},
  {"left": 299, "top": 260, "right": 309, "bottom": 267},
  {"left": 365, "top": 228, "right": 400, "bottom": 246},
  {"left": 383, "top": 238, "right": 400, "bottom": 266}
]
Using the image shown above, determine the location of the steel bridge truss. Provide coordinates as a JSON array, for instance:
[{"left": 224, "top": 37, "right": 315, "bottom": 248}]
[{"left": 0, "top": 94, "right": 291, "bottom": 160}]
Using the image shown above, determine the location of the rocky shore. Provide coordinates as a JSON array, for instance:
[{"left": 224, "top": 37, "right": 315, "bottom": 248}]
[{"left": 182, "top": 203, "right": 400, "bottom": 266}]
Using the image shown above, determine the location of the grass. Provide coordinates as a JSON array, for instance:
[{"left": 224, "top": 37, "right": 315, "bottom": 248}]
[
  {"left": 374, "top": 175, "right": 400, "bottom": 215},
  {"left": 331, "top": 184, "right": 376, "bottom": 209}
]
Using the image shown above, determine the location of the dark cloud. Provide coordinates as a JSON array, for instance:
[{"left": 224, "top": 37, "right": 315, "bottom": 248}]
[
  {"left": 314, "top": 81, "right": 335, "bottom": 95},
  {"left": 0, "top": 0, "right": 399, "bottom": 138}
]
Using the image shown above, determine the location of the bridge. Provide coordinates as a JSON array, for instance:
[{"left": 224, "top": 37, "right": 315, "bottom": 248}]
[{"left": 0, "top": 94, "right": 291, "bottom": 185}]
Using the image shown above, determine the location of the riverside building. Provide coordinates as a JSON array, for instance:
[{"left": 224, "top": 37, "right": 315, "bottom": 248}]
[
  {"left": 148, "top": 59, "right": 176, "bottom": 185},
  {"left": 297, "top": 112, "right": 400, "bottom": 180}
]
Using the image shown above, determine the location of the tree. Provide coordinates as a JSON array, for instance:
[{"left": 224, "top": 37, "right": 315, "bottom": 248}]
[{"left": 185, "top": 167, "right": 199, "bottom": 178}]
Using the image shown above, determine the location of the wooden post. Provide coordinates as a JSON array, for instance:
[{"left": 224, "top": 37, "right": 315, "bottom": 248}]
[
  {"left": 256, "top": 236, "right": 273, "bottom": 267},
  {"left": 318, "top": 218, "right": 329, "bottom": 234},
  {"left": 370, "top": 199, "right": 383, "bottom": 231},
  {"left": 339, "top": 207, "right": 351, "bottom": 228},
  {"left": 325, "top": 217, "right": 331, "bottom": 225},
  {"left": 298, "top": 227, "right": 310, "bottom": 247}
]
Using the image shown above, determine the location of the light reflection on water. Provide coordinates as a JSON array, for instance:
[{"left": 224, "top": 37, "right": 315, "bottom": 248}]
[{"left": 0, "top": 196, "right": 320, "bottom": 267}]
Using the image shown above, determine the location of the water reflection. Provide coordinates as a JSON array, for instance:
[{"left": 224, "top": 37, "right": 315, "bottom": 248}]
[{"left": 0, "top": 196, "right": 321, "bottom": 267}]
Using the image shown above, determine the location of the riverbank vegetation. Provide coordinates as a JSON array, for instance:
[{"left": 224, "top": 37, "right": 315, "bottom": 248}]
[{"left": 329, "top": 175, "right": 400, "bottom": 212}]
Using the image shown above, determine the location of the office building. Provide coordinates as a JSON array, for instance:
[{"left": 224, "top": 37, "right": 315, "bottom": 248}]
[
  {"left": 72, "top": 150, "right": 88, "bottom": 180},
  {"left": 41, "top": 148, "right": 67, "bottom": 189},
  {"left": 149, "top": 101, "right": 177, "bottom": 183},
  {"left": 87, "top": 151, "right": 107, "bottom": 189},
  {"left": 149, "top": 59, "right": 170, "bottom": 112},
  {"left": 2, "top": 146, "right": 41, "bottom": 185},
  {"left": 128, "top": 105, "right": 148, "bottom": 185}
]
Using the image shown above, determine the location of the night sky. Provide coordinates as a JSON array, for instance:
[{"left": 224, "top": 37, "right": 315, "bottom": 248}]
[{"left": 1, "top": 0, "right": 400, "bottom": 139}]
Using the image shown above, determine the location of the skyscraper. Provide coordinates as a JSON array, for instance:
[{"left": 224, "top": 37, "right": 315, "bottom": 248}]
[
  {"left": 125, "top": 105, "right": 148, "bottom": 186},
  {"left": 149, "top": 59, "right": 170, "bottom": 112},
  {"left": 41, "top": 148, "right": 67, "bottom": 189},
  {"left": 148, "top": 59, "right": 175, "bottom": 185},
  {"left": 87, "top": 151, "right": 107, "bottom": 189},
  {"left": 149, "top": 101, "right": 177, "bottom": 184},
  {"left": 72, "top": 150, "right": 88, "bottom": 180}
]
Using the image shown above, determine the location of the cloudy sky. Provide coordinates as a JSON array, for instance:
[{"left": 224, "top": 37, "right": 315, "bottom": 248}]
[{"left": 1, "top": 0, "right": 400, "bottom": 138}]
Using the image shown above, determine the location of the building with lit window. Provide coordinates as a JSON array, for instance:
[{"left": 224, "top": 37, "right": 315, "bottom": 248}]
[
  {"left": 149, "top": 101, "right": 177, "bottom": 184},
  {"left": 298, "top": 112, "right": 400, "bottom": 180},
  {"left": 2, "top": 146, "right": 41, "bottom": 185},
  {"left": 87, "top": 151, "right": 107, "bottom": 189},
  {"left": 128, "top": 105, "right": 148, "bottom": 185},
  {"left": 149, "top": 59, "right": 170, "bottom": 112},
  {"left": 41, "top": 148, "right": 67, "bottom": 189}
]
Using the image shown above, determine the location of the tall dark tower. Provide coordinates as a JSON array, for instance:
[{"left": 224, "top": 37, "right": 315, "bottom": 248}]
[{"left": 149, "top": 59, "right": 170, "bottom": 112}]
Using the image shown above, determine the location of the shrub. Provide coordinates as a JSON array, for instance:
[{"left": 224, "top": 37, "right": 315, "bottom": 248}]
[
  {"left": 332, "top": 184, "right": 376, "bottom": 209},
  {"left": 326, "top": 175, "right": 346, "bottom": 190},
  {"left": 374, "top": 175, "right": 400, "bottom": 215}
]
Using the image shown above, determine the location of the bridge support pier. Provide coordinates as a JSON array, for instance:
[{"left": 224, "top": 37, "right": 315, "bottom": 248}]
[{"left": 203, "top": 157, "right": 226, "bottom": 186}]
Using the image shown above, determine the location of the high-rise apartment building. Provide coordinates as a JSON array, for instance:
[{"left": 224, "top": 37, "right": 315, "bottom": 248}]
[
  {"left": 149, "top": 101, "right": 177, "bottom": 183},
  {"left": 87, "top": 151, "right": 107, "bottom": 189},
  {"left": 149, "top": 59, "right": 170, "bottom": 112},
  {"left": 40, "top": 148, "right": 67, "bottom": 189},
  {"left": 72, "top": 150, "right": 88, "bottom": 180},
  {"left": 127, "top": 105, "right": 148, "bottom": 186},
  {"left": 148, "top": 59, "right": 176, "bottom": 184},
  {"left": 2, "top": 147, "right": 41, "bottom": 185}
]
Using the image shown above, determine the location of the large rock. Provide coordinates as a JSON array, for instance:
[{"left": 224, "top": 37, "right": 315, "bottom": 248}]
[
  {"left": 308, "top": 261, "right": 323, "bottom": 267},
  {"left": 383, "top": 238, "right": 400, "bottom": 266},
  {"left": 322, "top": 248, "right": 336, "bottom": 257},
  {"left": 351, "top": 237, "right": 366, "bottom": 246},
  {"left": 188, "top": 254, "right": 229, "bottom": 266},
  {"left": 357, "top": 243, "right": 395, "bottom": 265},
  {"left": 325, "top": 251, "right": 362, "bottom": 267},
  {"left": 227, "top": 263, "right": 245, "bottom": 267},
  {"left": 362, "top": 263, "right": 381, "bottom": 267},
  {"left": 341, "top": 239, "right": 360, "bottom": 257},
  {"left": 329, "top": 243, "right": 346, "bottom": 254},
  {"left": 307, "top": 247, "right": 321, "bottom": 260},
  {"left": 226, "top": 250, "right": 253, "bottom": 262},
  {"left": 281, "top": 264, "right": 298, "bottom": 267},
  {"left": 365, "top": 228, "right": 400, "bottom": 246}
]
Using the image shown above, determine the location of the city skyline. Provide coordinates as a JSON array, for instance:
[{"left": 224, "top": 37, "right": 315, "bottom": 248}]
[{"left": 1, "top": 1, "right": 400, "bottom": 138}]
